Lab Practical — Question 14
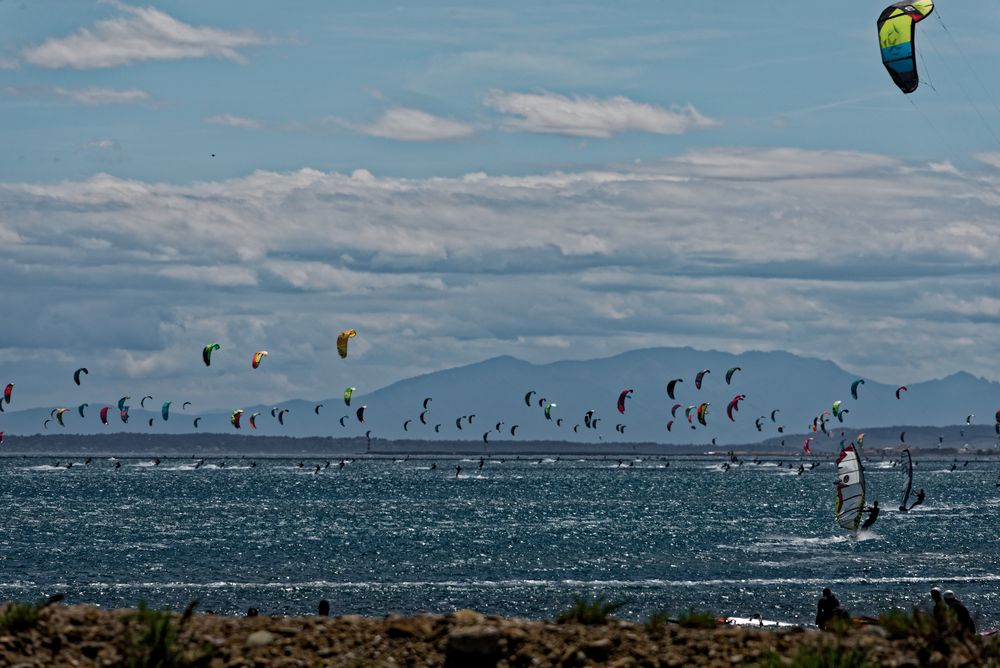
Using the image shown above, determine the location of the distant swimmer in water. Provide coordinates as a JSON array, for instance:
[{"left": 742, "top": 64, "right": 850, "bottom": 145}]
[
  {"left": 85, "top": 457, "right": 92, "bottom": 465},
  {"left": 314, "top": 464, "right": 321, "bottom": 474},
  {"left": 454, "top": 465, "right": 461, "bottom": 478},
  {"left": 478, "top": 458, "right": 484, "bottom": 470},
  {"left": 154, "top": 458, "right": 161, "bottom": 466},
  {"left": 251, "top": 462, "right": 257, "bottom": 468},
  {"left": 65, "top": 462, "right": 73, "bottom": 469},
  {"left": 339, "top": 461, "right": 346, "bottom": 470},
  {"left": 324, "top": 461, "right": 330, "bottom": 469},
  {"left": 618, "top": 459, "right": 624, "bottom": 467},
  {"left": 797, "top": 464, "right": 805, "bottom": 475},
  {"left": 861, "top": 500, "right": 880, "bottom": 530},
  {"left": 219, "top": 461, "right": 225, "bottom": 468},
  {"left": 115, "top": 461, "right": 121, "bottom": 469},
  {"left": 950, "top": 463, "right": 957, "bottom": 472},
  {"left": 430, "top": 463, "right": 437, "bottom": 470},
  {"left": 908, "top": 488, "right": 925, "bottom": 510},
  {"left": 298, "top": 462, "right": 304, "bottom": 469}
]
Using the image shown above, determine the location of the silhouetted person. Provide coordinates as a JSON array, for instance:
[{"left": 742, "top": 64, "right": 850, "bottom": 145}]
[
  {"left": 816, "top": 588, "right": 843, "bottom": 630},
  {"left": 318, "top": 600, "right": 330, "bottom": 616},
  {"left": 908, "top": 489, "right": 925, "bottom": 511},
  {"left": 943, "top": 591, "right": 975, "bottom": 635},
  {"left": 861, "top": 500, "right": 880, "bottom": 530},
  {"left": 246, "top": 607, "right": 259, "bottom": 617},
  {"left": 454, "top": 465, "right": 461, "bottom": 478},
  {"left": 930, "top": 587, "right": 949, "bottom": 626}
]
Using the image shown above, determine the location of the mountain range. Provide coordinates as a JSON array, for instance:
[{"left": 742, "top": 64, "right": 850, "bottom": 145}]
[{"left": 1, "top": 347, "right": 998, "bottom": 450}]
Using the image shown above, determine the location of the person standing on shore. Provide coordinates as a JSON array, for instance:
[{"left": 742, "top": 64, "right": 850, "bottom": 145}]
[
  {"left": 318, "top": 600, "right": 330, "bottom": 616},
  {"left": 943, "top": 591, "right": 975, "bottom": 635},
  {"left": 815, "top": 588, "right": 843, "bottom": 630},
  {"left": 930, "top": 587, "right": 949, "bottom": 626}
]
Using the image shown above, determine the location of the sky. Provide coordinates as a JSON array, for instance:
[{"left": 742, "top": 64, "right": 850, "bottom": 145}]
[{"left": 2, "top": 0, "right": 1000, "bottom": 410}]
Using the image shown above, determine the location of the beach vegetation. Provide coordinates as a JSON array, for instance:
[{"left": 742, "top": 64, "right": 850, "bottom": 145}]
[
  {"left": 759, "top": 643, "right": 874, "bottom": 668},
  {"left": 122, "top": 600, "right": 214, "bottom": 668},
  {"left": 554, "top": 595, "right": 626, "bottom": 625},
  {"left": 675, "top": 608, "right": 719, "bottom": 629},
  {"left": 643, "top": 609, "right": 672, "bottom": 632},
  {"left": 0, "top": 600, "right": 41, "bottom": 634}
]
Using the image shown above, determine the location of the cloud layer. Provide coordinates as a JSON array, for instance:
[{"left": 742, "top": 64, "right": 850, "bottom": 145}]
[
  {"left": 485, "top": 90, "right": 717, "bottom": 137},
  {"left": 356, "top": 107, "right": 476, "bottom": 141},
  {"left": 19, "top": 2, "right": 266, "bottom": 69},
  {"left": 2, "top": 148, "right": 999, "bottom": 409}
]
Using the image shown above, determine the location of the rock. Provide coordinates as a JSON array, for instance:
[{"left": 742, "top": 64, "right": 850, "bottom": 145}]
[
  {"left": 80, "top": 642, "right": 103, "bottom": 659},
  {"left": 445, "top": 626, "right": 500, "bottom": 667},
  {"left": 386, "top": 618, "right": 426, "bottom": 639},
  {"left": 450, "top": 610, "right": 485, "bottom": 626},
  {"left": 245, "top": 631, "right": 276, "bottom": 648},
  {"left": 583, "top": 638, "right": 613, "bottom": 660},
  {"left": 275, "top": 626, "right": 299, "bottom": 637}
]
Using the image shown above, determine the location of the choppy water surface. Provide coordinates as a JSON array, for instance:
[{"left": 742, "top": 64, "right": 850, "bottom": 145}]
[{"left": 1, "top": 452, "right": 998, "bottom": 626}]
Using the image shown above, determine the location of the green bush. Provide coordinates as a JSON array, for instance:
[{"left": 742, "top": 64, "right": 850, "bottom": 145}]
[
  {"left": 0, "top": 601, "right": 41, "bottom": 634},
  {"left": 759, "top": 644, "right": 875, "bottom": 668},
  {"left": 122, "top": 600, "right": 213, "bottom": 668},
  {"left": 644, "top": 609, "right": 672, "bottom": 632},
  {"left": 555, "top": 595, "right": 626, "bottom": 625},
  {"left": 676, "top": 608, "right": 719, "bottom": 629}
]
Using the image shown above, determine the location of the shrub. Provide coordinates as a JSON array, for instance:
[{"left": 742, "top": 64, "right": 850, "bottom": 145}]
[
  {"left": 676, "top": 608, "right": 718, "bottom": 629},
  {"left": 644, "top": 609, "right": 672, "bottom": 632},
  {"left": 555, "top": 595, "right": 626, "bottom": 625},
  {"left": 122, "top": 600, "right": 213, "bottom": 668},
  {"left": 0, "top": 601, "right": 41, "bottom": 634},
  {"left": 759, "top": 644, "right": 875, "bottom": 668}
]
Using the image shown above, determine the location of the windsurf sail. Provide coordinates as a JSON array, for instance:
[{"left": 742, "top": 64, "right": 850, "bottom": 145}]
[
  {"left": 899, "top": 448, "right": 913, "bottom": 510},
  {"left": 836, "top": 444, "right": 866, "bottom": 532}
]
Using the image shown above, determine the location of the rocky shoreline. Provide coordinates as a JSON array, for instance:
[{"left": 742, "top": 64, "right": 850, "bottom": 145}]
[{"left": 0, "top": 602, "right": 996, "bottom": 667}]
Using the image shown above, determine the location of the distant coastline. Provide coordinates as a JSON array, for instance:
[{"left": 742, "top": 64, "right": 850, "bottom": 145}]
[{"left": 0, "top": 431, "right": 997, "bottom": 458}]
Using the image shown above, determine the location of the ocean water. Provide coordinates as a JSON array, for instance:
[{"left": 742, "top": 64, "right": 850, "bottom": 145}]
[{"left": 1, "top": 452, "right": 998, "bottom": 627}]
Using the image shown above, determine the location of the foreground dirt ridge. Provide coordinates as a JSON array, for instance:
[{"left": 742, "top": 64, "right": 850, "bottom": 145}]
[{"left": 0, "top": 603, "right": 996, "bottom": 667}]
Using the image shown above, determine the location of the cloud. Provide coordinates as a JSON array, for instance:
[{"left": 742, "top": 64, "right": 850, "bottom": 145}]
[
  {"left": 484, "top": 90, "right": 717, "bottom": 138},
  {"left": 2, "top": 148, "right": 1000, "bottom": 407},
  {"left": 53, "top": 86, "right": 151, "bottom": 105},
  {"left": 206, "top": 114, "right": 263, "bottom": 129},
  {"left": 355, "top": 107, "right": 475, "bottom": 141},
  {"left": 19, "top": 2, "right": 266, "bottom": 69}
]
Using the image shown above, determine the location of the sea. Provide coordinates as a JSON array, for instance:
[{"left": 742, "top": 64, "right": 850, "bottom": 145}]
[{"left": 1, "top": 451, "right": 998, "bottom": 627}]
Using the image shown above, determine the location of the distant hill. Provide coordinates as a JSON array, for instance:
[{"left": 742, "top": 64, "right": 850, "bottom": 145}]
[{"left": 1, "top": 347, "right": 998, "bottom": 450}]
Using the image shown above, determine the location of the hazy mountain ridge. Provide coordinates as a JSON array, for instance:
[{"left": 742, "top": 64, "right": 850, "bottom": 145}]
[{"left": 1, "top": 347, "right": 998, "bottom": 447}]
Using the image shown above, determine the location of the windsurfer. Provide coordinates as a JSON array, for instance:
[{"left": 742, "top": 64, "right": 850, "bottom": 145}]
[
  {"left": 860, "top": 500, "right": 880, "bottom": 530},
  {"left": 908, "top": 489, "right": 925, "bottom": 511}
]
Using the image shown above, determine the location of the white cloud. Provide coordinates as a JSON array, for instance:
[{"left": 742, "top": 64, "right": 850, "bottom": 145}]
[
  {"left": 356, "top": 107, "right": 475, "bottom": 141},
  {"left": 206, "top": 114, "right": 263, "bottom": 129},
  {"left": 53, "top": 86, "right": 151, "bottom": 105},
  {"left": 2, "top": 148, "right": 1000, "bottom": 404},
  {"left": 484, "top": 90, "right": 717, "bottom": 137},
  {"left": 20, "top": 2, "right": 266, "bottom": 69}
]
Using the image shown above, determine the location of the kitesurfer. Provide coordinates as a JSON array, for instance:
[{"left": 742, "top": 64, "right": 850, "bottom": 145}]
[
  {"left": 908, "top": 489, "right": 925, "bottom": 510},
  {"left": 944, "top": 591, "right": 976, "bottom": 635},
  {"left": 455, "top": 465, "right": 462, "bottom": 478},
  {"left": 861, "top": 500, "right": 880, "bottom": 530}
]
